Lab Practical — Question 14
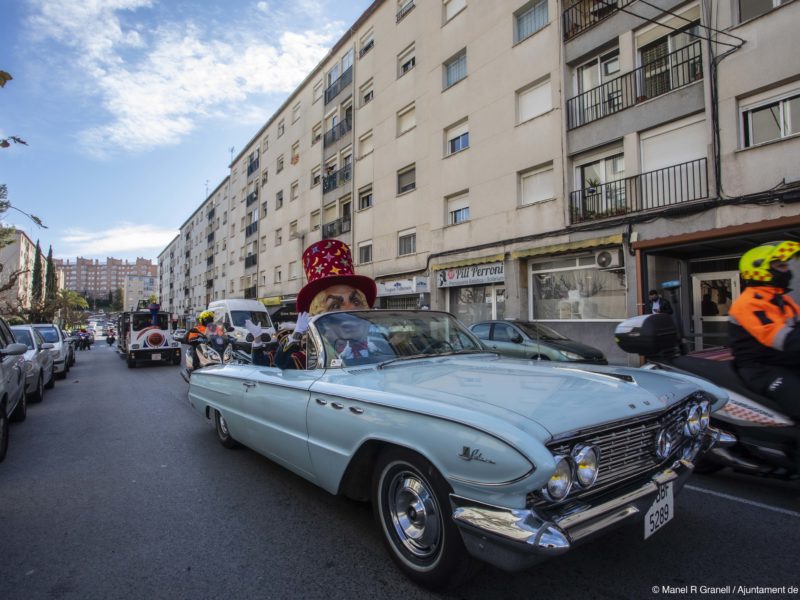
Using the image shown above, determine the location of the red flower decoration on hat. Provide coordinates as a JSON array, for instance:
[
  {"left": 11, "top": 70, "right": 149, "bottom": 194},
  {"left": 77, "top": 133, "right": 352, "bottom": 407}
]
[{"left": 297, "top": 239, "right": 377, "bottom": 313}]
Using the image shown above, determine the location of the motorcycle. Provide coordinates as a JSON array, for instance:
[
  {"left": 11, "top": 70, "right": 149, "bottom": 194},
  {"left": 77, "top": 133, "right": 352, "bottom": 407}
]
[
  {"left": 180, "top": 326, "right": 252, "bottom": 383},
  {"left": 615, "top": 285, "right": 797, "bottom": 480},
  {"left": 106, "top": 334, "right": 116, "bottom": 346}
]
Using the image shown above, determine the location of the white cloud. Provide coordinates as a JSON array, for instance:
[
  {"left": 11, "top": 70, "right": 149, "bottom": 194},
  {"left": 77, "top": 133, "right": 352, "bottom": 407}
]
[
  {"left": 25, "top": 0, "right": 345, "bottom": 155},
  {"left": 58, "top": 223, "right": 178, "bottom": 258}
]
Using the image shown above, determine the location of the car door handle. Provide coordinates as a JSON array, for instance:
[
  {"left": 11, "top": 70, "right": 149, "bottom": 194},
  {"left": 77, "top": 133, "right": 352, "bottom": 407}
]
[
  {"left": 330, "top": 402, "right": 344, "bottom": 410},
  {"left": 349, "top": 407, "right": 364, "bottom": 415},
  {"left": 243, "top": 381, "right": 256, "bottom": 388},
  {"left": 315, "top": 398, "right": 327, "bottom": 406}
]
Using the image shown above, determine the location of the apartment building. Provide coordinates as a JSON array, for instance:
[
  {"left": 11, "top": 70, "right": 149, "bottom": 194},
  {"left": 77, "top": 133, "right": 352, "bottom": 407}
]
[
  {"left": 122, "top": 274, "right": 157, "bottom": 312},
  {"left": 160, "top": 0, "right": 800, "bottom": 362},
  {"left": 56, "top": 256, "right": 157, "bottom": 300},
  {"left": 0, "top": 230, "right": 46, "bottom": 310}
]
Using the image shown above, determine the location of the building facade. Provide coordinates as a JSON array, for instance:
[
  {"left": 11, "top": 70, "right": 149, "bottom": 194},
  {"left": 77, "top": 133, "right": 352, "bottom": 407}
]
[
  {"left": 56, "top": 257, "right": 158, "bottom": 300},
  {"left": 0, "top": 230, "right": 45, "bottom": 310},
  {"left": 158, "top": 0, "right": 800, "bottom": 363},
  {"left": 122, "top": 274, "right": 157, "bottom": 312}
]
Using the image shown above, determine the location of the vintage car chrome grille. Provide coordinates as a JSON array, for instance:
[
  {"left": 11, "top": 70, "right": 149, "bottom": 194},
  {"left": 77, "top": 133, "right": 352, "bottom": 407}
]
[{"left": 528, "top": 396, "right": 698, "bottom": 508}]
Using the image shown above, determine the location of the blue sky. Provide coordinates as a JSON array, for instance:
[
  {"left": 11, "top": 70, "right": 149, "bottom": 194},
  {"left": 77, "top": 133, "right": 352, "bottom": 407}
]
[{"left": 1, "top": 0, "right": 371, "bottom": 261}]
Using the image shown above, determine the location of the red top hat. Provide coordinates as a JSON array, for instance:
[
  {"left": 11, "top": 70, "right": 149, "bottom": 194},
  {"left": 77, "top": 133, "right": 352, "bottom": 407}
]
[{"left": 296, "top": 239, "right": 377, "bottom": 313}]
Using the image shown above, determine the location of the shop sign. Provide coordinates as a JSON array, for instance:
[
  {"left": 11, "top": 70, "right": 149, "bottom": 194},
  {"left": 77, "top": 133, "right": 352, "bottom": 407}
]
[
  {"left": 377, "top": 276, "right": 429, "bottom": 297},
  {"left": 259, "top": 296, "right": 282, "bottom": 306},
  {"left": 436, "top": 262, "right": 504, "bottom": 288}
]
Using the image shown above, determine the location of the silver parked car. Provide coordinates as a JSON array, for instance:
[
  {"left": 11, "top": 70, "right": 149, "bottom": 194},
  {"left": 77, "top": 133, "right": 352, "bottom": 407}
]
[
  {"left": 32, "top": 324, "right": 70, "bottom": 379},
  {"left": 11, "top": 325, "right": 56, "bottom": 402},
  {"left": 0, "top": 316, "right": 30, "bottom": 462}
]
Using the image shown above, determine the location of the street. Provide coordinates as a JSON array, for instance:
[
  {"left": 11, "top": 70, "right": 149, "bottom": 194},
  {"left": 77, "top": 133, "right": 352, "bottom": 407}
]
[{"left": 1, "top": 342, "right": 799, "bottom": 600}]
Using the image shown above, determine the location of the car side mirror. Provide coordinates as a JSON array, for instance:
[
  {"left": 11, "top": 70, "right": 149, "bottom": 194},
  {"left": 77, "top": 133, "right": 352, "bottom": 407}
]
[
  {"left": 41, "top": 342, "right": 55, "bottom": 350},
  {"left": 1, "top": 342, "right": 28, "bottom": 357},
  {"left": 511, "top": 334, "right": 523, "bottom": 344}
]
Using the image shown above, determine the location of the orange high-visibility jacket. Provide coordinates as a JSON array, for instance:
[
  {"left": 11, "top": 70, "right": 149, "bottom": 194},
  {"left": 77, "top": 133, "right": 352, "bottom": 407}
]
[{"left": 729, "top": 286, "right": 800, "bottom": 368}]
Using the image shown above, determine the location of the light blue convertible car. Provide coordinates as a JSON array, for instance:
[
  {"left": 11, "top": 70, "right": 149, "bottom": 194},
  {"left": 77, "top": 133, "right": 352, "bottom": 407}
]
[{"left": 188, "top": 310, "right": 731, "bottom": 591}]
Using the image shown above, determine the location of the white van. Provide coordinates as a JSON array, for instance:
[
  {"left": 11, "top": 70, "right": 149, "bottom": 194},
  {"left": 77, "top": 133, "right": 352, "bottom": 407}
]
[{"left": 207, "top": 299, "right": 273, "bottom": 341}]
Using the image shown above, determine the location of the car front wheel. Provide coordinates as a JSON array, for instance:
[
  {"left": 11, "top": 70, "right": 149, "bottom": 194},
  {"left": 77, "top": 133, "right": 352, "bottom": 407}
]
[
  {"left": 372, "top": 448, "right": 476, "bottom": 591},
  {"left": 214, "top": 410, "right": 240, "bottom": 449},
  {"left": 10, "top": 388, "right": 26, "bottom": 422},
  {"left": 31, "top": 374, "right": 44, "bottom": 402}
]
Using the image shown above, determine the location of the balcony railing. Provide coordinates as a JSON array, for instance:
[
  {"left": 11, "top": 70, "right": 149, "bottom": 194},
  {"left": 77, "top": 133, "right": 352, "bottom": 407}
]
[
  {"left": 567, "top": 41, "right": 703, "bottom": 129},
  {"left": 246, "top": 190, "right": 259, "bottom": 206},
  {"left": 321, "top": 214, "right": 352, "bottom": 239},
  {"left": 322, "top": 163, "right": 352, "bottom": 194},
  {"left": 207, "top": 232, "right": 215, "bottom": 244},
  {"left": 244, "top": 254, "right": 258, "bottom": 268},
  {"left": 207, "top": 208, "right": 215, "bottom": 220},
  {"left": 244, "top": 285, "right": 257, "bottom": 299},
  {"left": 206, "top": 256, "right": 214, "bottom": 266},
  {"left": 245, "top": 222, "right": 258, "bottom": 238},
  {"left": 396, "top": 0, "right": 415, "bottom": 22},
  {"left": 563, "top": 0, "right": 633, "bottom": 41},
  {"left": 323, "top": 118, "right": 353, "bottom": 147},
  {"left": 324, "top": 65, "right": 353, "bottom": 105},
  {"left": 569, "top": 158, "right": 708, "bottom": 224},
  {"left": 247, "top": 158, "right": 259, "bottom": 177}
]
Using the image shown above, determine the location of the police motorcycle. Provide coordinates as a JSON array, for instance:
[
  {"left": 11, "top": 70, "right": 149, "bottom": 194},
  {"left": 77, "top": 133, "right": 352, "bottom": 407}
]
[
  {"left": 179, "top": 324, "right": 252, "bottom": 383},
  {"left": 615, "top": 282, "right": 796, "bottom": 480}
]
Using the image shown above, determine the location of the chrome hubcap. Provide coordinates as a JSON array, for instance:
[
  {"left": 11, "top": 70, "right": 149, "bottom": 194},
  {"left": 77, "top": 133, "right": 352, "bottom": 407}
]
[
  {"left": 217, "top": 413, "right": 229, "bottom": 437},
  {"left": 387, "top": 471, "right": 441, "bottom": 558}
]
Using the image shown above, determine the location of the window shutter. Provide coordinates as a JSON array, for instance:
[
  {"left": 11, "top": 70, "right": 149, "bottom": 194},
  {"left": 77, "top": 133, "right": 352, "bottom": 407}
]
[{"left": 519, "top": 80, "right": 552, "bottom": 122}]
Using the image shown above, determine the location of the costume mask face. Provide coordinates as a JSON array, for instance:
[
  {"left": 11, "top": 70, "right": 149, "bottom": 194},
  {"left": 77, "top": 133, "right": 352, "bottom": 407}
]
[{"left": 769, "top": 262, "right": 792, "bottom": 289}]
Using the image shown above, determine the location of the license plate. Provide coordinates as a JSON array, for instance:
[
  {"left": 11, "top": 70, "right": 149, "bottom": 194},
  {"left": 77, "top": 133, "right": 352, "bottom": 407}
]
[
  {"left": 644, "top": 482, "right": 674, "bottom": 540},
  {"left": 151, "top": 353, "right": 161, "bottom": 361}
]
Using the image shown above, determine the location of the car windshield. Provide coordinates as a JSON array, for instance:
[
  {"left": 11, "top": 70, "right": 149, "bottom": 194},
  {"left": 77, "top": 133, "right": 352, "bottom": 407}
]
[
  {"left": 516, "top": 321, "right": 567, "bottom": 341},
  {"left": 230, "top": 311, "right": 272, "bottom": 328},
  {"left": 312, "top": 310, "right": 484, "bottom": 368},
  {"left": 12, "top": 329, "right": 34, "bottom": 349},
  {"left": 34, "top": 326, "right": 60, "bottom": 343},
  {"left": 132, "top": 313, "right": 168, "bottom": 331}
]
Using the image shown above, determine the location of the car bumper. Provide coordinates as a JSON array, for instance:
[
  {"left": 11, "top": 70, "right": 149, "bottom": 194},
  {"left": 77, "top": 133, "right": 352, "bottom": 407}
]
[
  {"left": 53, "top": 359, "right": 67, "bottom": 373},
  {"left": 450, "top": 427, "right": 732, "bottom": 571},
  {"left": 129, "top": 348, "right": 180, "bottom": 362}
]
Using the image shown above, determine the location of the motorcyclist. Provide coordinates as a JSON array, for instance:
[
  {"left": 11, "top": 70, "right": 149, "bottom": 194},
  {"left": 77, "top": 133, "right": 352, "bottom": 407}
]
[
  {"left": 187, "top": 310, "right": 215, "bottom": 342},
  {"left": 729, "top": 240, "right": 800, "bottom": 418}
]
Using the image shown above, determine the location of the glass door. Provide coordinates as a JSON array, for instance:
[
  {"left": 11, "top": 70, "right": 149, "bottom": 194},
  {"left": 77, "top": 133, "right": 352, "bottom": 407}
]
[{"left": 691, "top": 271, "right": 740, "bottom": 350}]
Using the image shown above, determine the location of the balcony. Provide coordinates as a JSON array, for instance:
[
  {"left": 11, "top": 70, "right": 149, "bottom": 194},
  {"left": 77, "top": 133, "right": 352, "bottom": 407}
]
[
  {"left": 184, "top": 250, "right": 190, "bottom": 258},
  {"left": 323, "top": 119, "right": 352, "bottom": 148},
  {"left": 247, "top": 157, "right": 259, "bottom": 177},
  {"left": 563, "top": 0, "right": 632, "bottom": 41},
  {"left": 322, "top": 163, "right": 352, "bottom": 194},
  {"left": 567, "top": 41, "right": 702, "bottom": 130},
  {"left": 245, "top": 222, "right": 258, "bottom": 238},
  {"left": 207, "top": 207, "right": 215, "bottom": 220},
  {"left": 246, "top": 190, "right": 259, "bottom": 206},
  {"left": 396, "top": 0, "right": 415, "bottom": 22},
  {"left": 206, "top": 256, "right": 214, "bottom": 266},
  {"left": 321, "top": 214, "right": 352, "bottom": 239},
  {"left": 324, "top": 65, "right": 353, "bottom": 105},
  {"left": 244, "top": 285, "right": 257, "bottom": 299},
  {"left": 206, "top": 279, "right": 213, "bottom": 289},
  {"left": 569, "top": 158, "right": 708, "bottom": 224},
  {"left": 207, "top": 232, "right": 215, "bottom": 244},
  {"left": 244, "top": 254, "right": 258, "bottom": 269}
]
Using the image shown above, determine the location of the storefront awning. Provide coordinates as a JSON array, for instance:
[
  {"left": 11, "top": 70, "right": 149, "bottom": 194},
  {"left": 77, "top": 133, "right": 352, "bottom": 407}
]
[
  {"left": 431, "top": 253, "right": 505, "bottom": 271},
  {"left": 510, "top": 234, "right": 623, "bottom": 260}
]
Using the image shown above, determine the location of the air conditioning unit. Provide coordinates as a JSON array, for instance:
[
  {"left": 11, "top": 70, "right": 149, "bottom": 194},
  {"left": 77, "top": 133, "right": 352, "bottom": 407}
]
[{"left": 594, "top": 248, "right": 623, "bottom": 269}]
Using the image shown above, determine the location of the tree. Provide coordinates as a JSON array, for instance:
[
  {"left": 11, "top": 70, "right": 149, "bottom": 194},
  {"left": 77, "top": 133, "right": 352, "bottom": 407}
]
[
  {"left": 111, "top": 287, "right": 124, "bottom": 312},
  {"left": 52, "top": 289, "right": 89, "bottom": 328},
  {"left": 45, "top": 245, "right": 57, "bottom": 304},
  {"left": 31, "top": 240, "right": 43, "bottom": 305}
]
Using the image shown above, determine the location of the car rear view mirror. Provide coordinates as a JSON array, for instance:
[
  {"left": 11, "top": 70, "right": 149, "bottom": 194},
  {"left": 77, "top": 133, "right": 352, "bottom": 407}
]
[{"left": 2, "top": 342, "right": 28, "bottom": 356}]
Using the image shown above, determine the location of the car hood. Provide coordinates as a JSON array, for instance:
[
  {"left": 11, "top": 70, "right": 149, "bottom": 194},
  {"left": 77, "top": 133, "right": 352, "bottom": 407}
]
[
  {"left": 535, "top": 338, "right": 605, "bottom": 359},
  {"left": 318, "top": 355, "right": 727, "bottom": 438}
]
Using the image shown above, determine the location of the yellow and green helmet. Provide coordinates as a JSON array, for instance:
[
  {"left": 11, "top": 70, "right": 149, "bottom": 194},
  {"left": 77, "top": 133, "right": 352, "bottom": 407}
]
[
  {"left": 739, "top": 240, "right": 800, "bottom": 283},
  {"left": 198, "top": 310, "right": 215, "bottom": 325}
]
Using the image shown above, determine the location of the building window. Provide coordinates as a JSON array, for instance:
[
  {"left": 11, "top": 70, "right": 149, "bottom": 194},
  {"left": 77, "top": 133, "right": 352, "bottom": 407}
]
[
  {"left": 358, "top": 240, "right": 373, "bottom": 264},
  {"left": 741, "top": 90, "right": 800, "bottom": 147},
  {"left": 398, "top": 44, "right": 416, "bottom": 77},
  {"left": 397, "top": 104, "right": 416, "bottom": 136},
  {"left": 277, "top": 119, "right": 285, "bottom": 137},
  {"left": 447, "top": 192, "right": 470, "bottom": 225},
  {"left": 444, "top": 0, "right": 466, "bottom": 22},
  {"left": 515, "top": 0, "right": 548, "bottom": 43},
  {"left": 740, "top": 0, "right": 791, "bottom": 22},
  {"left": 277, "top": 155, "right": 284, "bottom": 173},
  {"left": 397, "top": 0, "right": 415, "bottom": 22},
  {"left": 520, "top": 164, "right": 555, "bottom": 206},
  {"left": 359, "top": 185, "right": 373, "bottom": 210},
  {"left": 276, "top": 190, "right": 284, "bottom": 210},
  {"left": 275, "top": 228, "right": 282, "bottom": 246},
  {"left": 311, "top": 210, "right": 321, "bottom": 231},
  {"left": 289, "top": 260, "right": 299, "bottom": 280},
  {"left": 291, "top": 181, "right": 299, "bottom": 201},
  {"left": 578, "top": 154, "right": 625, "bottom": 190},
  {"left": 292, "top": 102, "right": 301, "bottom": 123},
  {"left": 638, "top": 21, "right": 701, "bottom": 100},
  {"left": 398, "top": 229, "right": 416, "bottom": 256},
  {"left": 313, "top": 80, "right": 323, "bottom": 103},
  {"left": 311, "top": 166, "right": 321, "bottom": 187},
  {"left": 397, "top": 164, "right": 416, "bottom": 194},
  {"left": 443, "top": 49, "right": 467, "bottom": 89},
  {"left": 312, "top": 122, "right": 322, "bottom": 145},
  {"left": 530, "top": 256, "right": 626, "bottom": 320},
  {"left": 291, "top": 142, "right": 300, "bottom": 165},
  {"left": 359, "top": 28, "right": 375, "bottom": 57},
  {"left": 274, "top": 266, "right": 282, "bottom": 283},
  {"left": 359, "top": 130, "right": 374, "bottom": 158},
  {"left": 517, "top": 78, "right": 552, "bottom": 123},
  {"left": 360, "top": 78, "right": 374, "bottom": 107},
  {"left": 445, "top": 120, "right": 469, "bottom": 155},
  {"left": 261, "top": 170, "right": 269, "bottom": 186}
]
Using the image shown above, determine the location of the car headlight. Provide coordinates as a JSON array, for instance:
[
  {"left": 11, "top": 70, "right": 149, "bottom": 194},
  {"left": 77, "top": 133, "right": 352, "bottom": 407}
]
[
  {"left": 572, "top": 445, "right": 599, "bottom": 488},
  {"left": 223, "top": 345, "right": 233, "bottom": 363},
  {"left": 699, "top": 400, "right": 711, "bottom": 429},
  {"left": 544, "top": 456, "right": 573, "bottom": 501},
  {"left": 684, "top": 403, "right": 702, "bottom": 437},
  {"left": 560, "top": 350, "right": 584, "bottom": 361}
]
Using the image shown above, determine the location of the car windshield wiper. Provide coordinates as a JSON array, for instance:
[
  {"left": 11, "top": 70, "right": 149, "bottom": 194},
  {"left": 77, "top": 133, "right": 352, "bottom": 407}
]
[{"left": 376, "top": 349, "right": 491, "bottom": 369}]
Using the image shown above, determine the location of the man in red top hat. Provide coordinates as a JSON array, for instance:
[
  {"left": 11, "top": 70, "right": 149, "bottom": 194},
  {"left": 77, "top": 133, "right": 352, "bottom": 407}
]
[{"left": 256, "top": 239, "right": 377, "bottom": 369}]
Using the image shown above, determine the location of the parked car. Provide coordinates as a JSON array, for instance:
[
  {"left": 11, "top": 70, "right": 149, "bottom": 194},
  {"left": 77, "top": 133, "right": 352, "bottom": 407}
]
[
  {"left": 0, "top": 316, "right": 30, "bottom": 462},
  {"left": 188, "top": 309, "right": 730, "bottom": 590},
  {"left": 11, "top": 325, "right": 55, "bottom": 401},
  {"left": 469, "top": 319, "right": 607, "bottom": 364},
  {"left": 32, "top": 324, "right": 70, "bottom": 378},
  {"left": 58, "top": 326, "right": 76, "bottom": 367}
]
